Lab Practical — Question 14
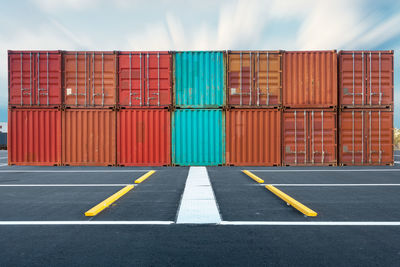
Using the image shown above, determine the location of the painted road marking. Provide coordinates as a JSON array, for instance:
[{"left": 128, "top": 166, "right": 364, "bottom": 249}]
[
  {"left": 0, "top": 221, "right": 174, "bottom": 225},
  {"left": 176, "top": 167, "right": 221, "bottom": 224},
  {"left": 247, "top": 169, "right": 400, "bottom": 172},
  {"left": 220, "top": 221, "right": 400, "bottom": 226},
  {"left": 242, "top": 170, "right": 264, "bottom": 183},
  {"left": 135, "top": 170, "right": 156, "bottom": 183},
  {"left": 85, "top": 185, "right": 134, "bottom": 216},
  {"left": 0, "top": 170, "right": 151, "bottom": 173},
  {"left": 258, "top": 184, "right": 400, "bottom": 187},
  {"left": 0, "top": 184, "right": 132, "bottom": 187}
]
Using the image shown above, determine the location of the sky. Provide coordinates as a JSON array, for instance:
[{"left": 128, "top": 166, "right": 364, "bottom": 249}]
[{"left": 0, "top": 0, "right": 399, "bottom": 126}]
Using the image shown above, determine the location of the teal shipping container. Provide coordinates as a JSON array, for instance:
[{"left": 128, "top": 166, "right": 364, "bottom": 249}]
[
  {"left": 174, "top": 51, "right": 225, "bottom": 108},
  {"left": 172, "top": 109, "right": 225, "bottom": 166}
]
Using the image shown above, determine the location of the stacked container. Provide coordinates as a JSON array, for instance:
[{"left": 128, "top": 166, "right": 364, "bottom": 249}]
[
  {"left": 282, "top": 51, "right": 338, "bottom": 166},
  {"left": 8, "top": 51, "right": 63, "bottom": 165},
  {"left": 338, "top": 51, "right": 394, "bottom": 165},
  {"left": 116, "top": 52, "right": 172, "bottom": 166},
  {"left": 172, "top": 51, "right": 225, "bottom": 166},
  {"left": 226, "top": 51, "right": 282, "bottom": 166}
]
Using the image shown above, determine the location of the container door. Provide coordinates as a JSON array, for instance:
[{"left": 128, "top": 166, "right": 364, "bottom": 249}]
[
  {"left": 340, "top": 111, "right": 367, "bottom": 164},
  {"left": 91, "top": 53, "right": 116, "bottom": 106},
  {"left": 146, "top": 52, "right": 171, "bottom": 107},
  {"left": 64, "top": 53, "right": 90, "bottom": 106},
  {"left": 309, "top": 111, "right": 336, "bottom": 164},
  {"left": 9, "top": 52, "right": 35, "bottom": 106},
  {"left": 367, "top": 52, "right": 393, "bottom": 107},
  {"left": 228, "top": 52, "right": 252, "bottom": 106},
  {"left": 283, "top": 111, "right": 307, "bottom": 164},
  {"left": 256, "top": 52, "right": 281, "bottom": 106},
  {"left": 118, "top": 53, "right": 145, "bottom": 106},
  {"left": 37, "top": 52, "right": 62, "bottom": 106},
  {"left": 340, "top": 52, "right": 366, "bottom": 106},
  {"left": 366, "top": 111, "right": 393, "bottom": 164}
]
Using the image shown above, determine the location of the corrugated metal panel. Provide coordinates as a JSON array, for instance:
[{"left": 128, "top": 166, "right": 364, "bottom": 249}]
[
  {"left": 63, "top": 52, "right": 117, "bottom": 107},
  {"left": 339, "top": 109, "right": 393, "bottom": 165},
  {"left": 283, "top": 109, "right": 337, "bottom": 165},
  {"left": 228, "top": 51, "right": 282, "bottom": 107},
  {"left": 118, "top": 52, "right": 172, "bottom": 107},
  {"left": 8, "top": 51, "right": 62, "bottom": 106},
  {"left": 174, "top": 52, "right": 225, "bottom": 108},
  {"left": 8, "top": 109, "right": 61, "bottom": 165},
  {"left": 62, "top": 109, "right": 116, "bottom": 166},
  {"left": 339, "top": 51, "right": 393, "bottom": 108},
  {"left": 172, "top": 109, "right": 225, "bottom": 166},
  {"left": 117, "top": 109, "right": 171, "bottom": 166},
  {"left": 283, "top": 51, "right": 337, "bottom": 108},
  {"left": 226, "top": 109, "right": 281, "bottom": 166}
]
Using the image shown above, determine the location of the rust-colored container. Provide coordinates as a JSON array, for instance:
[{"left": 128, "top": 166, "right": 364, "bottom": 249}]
[
  {"left": 118, "top": 52, "right": 172, "bottom": 107},
  {"left": 117, "top": 109, "right": 171, "bottom": 166},
  {"left": 339, "top": 109, "right": 393, "bottom": 165},
  {"left": 283, "top": 109, "right": 337, "bottom": 166},
  {"left": 226, "top": 109, "right": 281, "bottom": 166},
  {"left": 338, "top": 51, "right": 393, "bottom": 108},
  {"left": 63, "top": 52, "right": 117, "bottom": 107},
  {"left": 8, "top": 51, "right": 62, "bottom": 107},
  {"left": 8, "top": 108, "right": 61, "bottom": 165},
  {"left": 62, "top": 109, "right": 116, "bottom": 166},
  {"left": 283, "top": 51, "right": 337, "bottom": 108},
  {"left": 227, "top": 51, "right": 282, "bottom": 107}
]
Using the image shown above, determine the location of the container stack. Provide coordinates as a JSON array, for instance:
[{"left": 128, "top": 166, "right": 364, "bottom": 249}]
[
  {"left": 8, "top": 51, "right": 63, "bottom": 165},
  {"left": 172, "top": 52, "right": 225, "bottom": 166},
  {"left": 282, "top": 51, "right": 338, "bottom": 166},
  {"left": 338, "top": 51, "right": 394, "bottom": 165},
  {"left": 225, "top": 51, "right": 282, "bottom": 166},
  {"left": 116, "top": 52, "right": 172, "bottom": 166}
]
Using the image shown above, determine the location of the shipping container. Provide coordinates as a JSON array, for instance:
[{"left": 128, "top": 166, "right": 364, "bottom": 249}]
[
  {"left": 117, "top": 109, "right": 171, "bottom": 166},
  {"left": 8, "top": 108, "right": 61, "bottom": 165},
  {"left": 174, "top": 51, "right": 225, "bottom": 108},
  {"left": 283, "top": 109, "right": 337, "bottom": 165},
  {"left": 118, "top": 52, "right": 172, "bottom": 107},
  {"left": 339, "top": 109, "right": 393, "bottom": 165},
  {"left": 172, "top": 109, "right": 225, "bottom": 166},
  {"left": 339, "top": 51, "right": 393, "bottom": 108},
  {"left": 63, "top": 52, "right": 117, "bottom": 107},
  {"left": 8, "top": 51, "right": 62, "bottom": 107},
  {"left": 226, "top": 109, "right": 281, "bottom": 166},
  {"left": 62, "top": 109, "right": 116, "bottom": 166},
  {"left": 283, "top": 51, "right": 337, "bottom": 108},
  {"left": 227, "top": 51, "right": 282, "bottom": 107},
  {"left": 0, "top": 133, "right": 6, "bottom": 149}
]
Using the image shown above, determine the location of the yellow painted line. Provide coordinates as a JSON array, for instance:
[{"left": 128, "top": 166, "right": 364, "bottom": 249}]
[
  {"left": 265, "top": 185, "right": 318, "bottom": 217},
  {"left": 134, "top": 170, "right": 156, "bottom": 184},
  {"left": 242, "top": 170, "right": 264, "bottom": 183},
  {"left": 85, "top": 185, "right": 134, "bottom": 217}
]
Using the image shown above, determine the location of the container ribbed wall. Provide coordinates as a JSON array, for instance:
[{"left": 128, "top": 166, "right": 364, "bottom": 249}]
[
  {"left": 172, "top": 109, "right": 225, "bottom": 166},
  {"left": 8, "top": 109, "right": 61, "bottom": 165},
  {"left": 117, "top": 109, "right": 171, "bottom": 166},
  {"left": 226, "top": 109, "right": 281, "bottom": 166},
  {"left": 174, "top": 52, "right": 225, "bottom": 108},
  {"left": 62, "top": 109, "right": 116, "bottom": 166}
]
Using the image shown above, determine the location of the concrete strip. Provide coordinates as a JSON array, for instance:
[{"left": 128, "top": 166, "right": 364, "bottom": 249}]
[{"left": 176, "top": 167, "right": 221, "bottom": 224}]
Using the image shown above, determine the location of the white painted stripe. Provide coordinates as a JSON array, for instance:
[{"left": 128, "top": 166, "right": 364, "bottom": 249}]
[
  {"left": 247, "top": 169, "right": 400, "bottom": 172},
  {"left": 0, "top": 170, "right": 150, "bottom": 173},
  {"left": 0, "top": 221, "right": 173, "bottom": 225},
  {"left": 259, "top": 184, "right": 400, "bottom": 187},
  {"left": 176, "top": 167, "right": 221, "bottom": 224},
  {"left": 0, "top": 184, "right": 131, "bottom": 187},
  {"left": 221, "top": 221, "right": 400, "bottom": 226}
]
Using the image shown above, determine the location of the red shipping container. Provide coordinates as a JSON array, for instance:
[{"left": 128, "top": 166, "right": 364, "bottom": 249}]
[
  {"left": 339, "top": 109, "right": 393, "bottom": 165},
  {"left": 63, "top": 52, "right": 117, "bottom": 107},
  {"left": 8, "top": 51, "right": 62, "bottom": 106},
  {"left": 283, "top": 109, "right": 337, "bottom": 165},
  {"left": 117, "top": 109, "right": 171, "bottom": 166},
  {"left": 339, "top": 51, "right": 393, "bottom": 108},
  {"left": 8, "top": 108, "right": 61, "bottom": 165},
  {"left": 226, "top": 109, "right": 281, "bottom": 166},
  {"left": 118, "top": 52, "right": 172, "bottom": 107},
  {"left": 283, "top": 51, "right": 337, "bottom": 108},
  {"left": 62, "top": 109, "right": 116, "bottom": 166}
]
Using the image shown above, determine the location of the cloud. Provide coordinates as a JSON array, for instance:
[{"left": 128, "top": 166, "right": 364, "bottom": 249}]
[{"left": 30, "top": 0, "right": 99, "bottom": 11}]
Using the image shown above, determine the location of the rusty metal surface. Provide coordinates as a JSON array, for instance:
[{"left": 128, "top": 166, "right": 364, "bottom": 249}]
[
  {"left": 283, "top": 109, "right": 337, "bottom": 166},
  {"left": 283, "top": 51, "right": 337, "bottom": 108},
  {"left": 226, "top": 109, "right": 281, "bottom": 166},
  {"left": 339, "top": 109, "right": 393, "bottom": 165},
  {"left": 62, "top": 109, "right": 116, "bottom": 166}
]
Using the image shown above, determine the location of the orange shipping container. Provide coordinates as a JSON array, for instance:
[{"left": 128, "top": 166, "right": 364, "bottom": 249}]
[
  {"left": 226, "top": 109, "right": 281, "bottom": 166},
  {"left": 62, "top": 109, "right": 116, "bottom": 166},
  {"left": 339, "top": 109, "right": 393, "bottom": 165},
  {"left": 8, "top": 108, "right": 61, "bottom": 166},
  {"left": 283, "top": 51, "right": 337, "bottom": 108},
  {"left": 283, "top": 109, "right": 337, "bottom": 166},
  {"left": 227, "top": 51, "right": 282, "bottom": 107},
  {"left": 63, "top": 52, "right": 117, "bottom": 107},
  {"left": 117, "top": 109, "right": 171, "bottom": 166}
]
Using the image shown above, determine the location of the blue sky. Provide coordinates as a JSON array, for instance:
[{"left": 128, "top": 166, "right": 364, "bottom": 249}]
[{"left": 0, "top": 0, "right": 399, "bottom": 126}]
